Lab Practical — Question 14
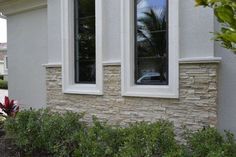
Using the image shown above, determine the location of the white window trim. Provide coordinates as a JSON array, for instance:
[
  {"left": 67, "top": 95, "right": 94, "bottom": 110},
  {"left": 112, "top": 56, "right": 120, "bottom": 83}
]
[
  {"left": 61, "top": 0, "right": 103, "bottom": 95},
  {"left": 121, "top": 0, "right": 179, "bottom": 98}
]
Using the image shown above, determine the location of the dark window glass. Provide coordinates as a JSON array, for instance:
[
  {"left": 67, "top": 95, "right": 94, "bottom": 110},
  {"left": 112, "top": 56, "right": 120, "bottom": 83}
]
[
  {"left": 74, "top": 0, "right": 96, "bottom": 84},
  {"left": 135, "top": 0, "right": 168, "bottom": 85}
]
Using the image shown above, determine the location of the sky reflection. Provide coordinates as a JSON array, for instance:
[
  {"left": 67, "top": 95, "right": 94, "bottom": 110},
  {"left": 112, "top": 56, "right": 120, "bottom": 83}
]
[{"left": 138, "top": 0, "right": 166, "bottom": 10}]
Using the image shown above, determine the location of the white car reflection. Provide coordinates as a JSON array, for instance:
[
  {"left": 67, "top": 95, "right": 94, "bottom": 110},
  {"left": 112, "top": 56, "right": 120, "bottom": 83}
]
[{"left": 137, "top": 72, "right": 165, "bottom": 84}]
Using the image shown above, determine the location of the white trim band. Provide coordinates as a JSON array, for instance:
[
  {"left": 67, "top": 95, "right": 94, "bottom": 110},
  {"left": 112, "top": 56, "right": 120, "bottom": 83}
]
[
  {"left": 42, "top": 63, "right": 62, "bottom": 68},
  {"left": 103, "top": 61, "right": 121, "bottom": 66},
  {"left": 179, "top": 57, "right": 222, "bottom": 64}
]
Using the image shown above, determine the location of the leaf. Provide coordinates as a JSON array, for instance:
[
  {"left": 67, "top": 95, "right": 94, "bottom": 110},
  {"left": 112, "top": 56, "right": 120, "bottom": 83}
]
[
  {"left": 4, "top": 96, "right": 9, "bottom": 109},
  {"left": 220, "top": 32, "right": 236, "bottom": 42},
  {"left": 215, "top": 5, "right": 235, "bottom": 25}
]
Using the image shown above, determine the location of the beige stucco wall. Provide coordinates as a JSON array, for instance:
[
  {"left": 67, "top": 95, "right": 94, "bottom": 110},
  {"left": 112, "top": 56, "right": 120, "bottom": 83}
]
[{"left": 46, "top": 63, "right": 219, "bottom": 137}]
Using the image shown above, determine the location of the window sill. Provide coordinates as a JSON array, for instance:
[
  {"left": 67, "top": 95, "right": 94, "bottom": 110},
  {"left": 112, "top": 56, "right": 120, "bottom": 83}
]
[
  {"left": 122, "top": 84, "right": 179, "bottom": 99},
  {"left": 63, "top": 84, "right": 103, "bottom": 95}
]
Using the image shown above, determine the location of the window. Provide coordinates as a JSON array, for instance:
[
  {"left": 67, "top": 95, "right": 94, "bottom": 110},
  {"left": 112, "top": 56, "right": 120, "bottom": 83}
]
[
  {"left": 74, "top": 0, "right": 96, "bottom": 84},
  {"left": 62, "top": 0, "right": 103, "bottom": 95},
  {"left": 121, "top": 0, "right": 179, "bottom": 98},
  {"left": 135, "top": 0, "right": 168, "bottom": 85}
]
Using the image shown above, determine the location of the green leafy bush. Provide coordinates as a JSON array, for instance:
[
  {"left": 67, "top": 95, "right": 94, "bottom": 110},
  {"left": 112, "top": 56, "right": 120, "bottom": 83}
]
[
  {"left": 4, "top": 109, "right": 85, "bottom": 156},
  {"left": 0, "top": 79, "right": 8, "bottom": 89},
  {"left": 118, "top": 121, "right": 180, "bottom": 157},
  {"left": 187, "top": 127, "right": 236, "bottom": 157},
  {"left": 74, "top": 119, "right": 182, "bottom": 157},
  {"left": 0, "top": 75, "right": 4, "bottom": 80},
  {"left": 3, "top": 109, "right": 236, "bottom": 157},
  {"left": 73, "top": 117, "right": 124, "bottom": 157}
]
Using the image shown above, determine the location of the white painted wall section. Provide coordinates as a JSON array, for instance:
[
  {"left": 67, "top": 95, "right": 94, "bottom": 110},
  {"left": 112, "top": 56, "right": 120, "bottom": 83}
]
[
  {"left": 179, "top": 0, "right": 214, "bottom": 58},
  {"left": 7, "top": 8, "right": 48, "bottom": 108},
  {"left": 47, "top": 0, "right": 62, "bottom": 64},
  {"left": 102, "top": 0, "right": 121, "bottom": 63}
]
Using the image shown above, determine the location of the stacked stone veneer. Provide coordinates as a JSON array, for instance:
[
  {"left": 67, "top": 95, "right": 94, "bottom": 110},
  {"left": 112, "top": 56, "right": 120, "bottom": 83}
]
[{"left": 46, "top": 63, "right": 218, "bottom": 135}]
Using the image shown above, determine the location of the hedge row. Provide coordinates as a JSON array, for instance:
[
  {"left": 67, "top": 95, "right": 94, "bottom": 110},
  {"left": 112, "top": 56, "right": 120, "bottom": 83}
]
[
  {"left": 0, "top": 79, "right": 8, "bottom": 89},
  {"left": 4, "top": 109, "right": 236, "bottom": 157}
]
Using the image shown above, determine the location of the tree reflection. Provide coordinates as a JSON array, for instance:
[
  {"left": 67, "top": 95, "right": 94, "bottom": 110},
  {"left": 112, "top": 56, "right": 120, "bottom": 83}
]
[
  {"left": 75, "top": 0, "right": 96, "bottom": 83},
  {"left": 136, "top": 6, "right": 168, "bottom": 83}
]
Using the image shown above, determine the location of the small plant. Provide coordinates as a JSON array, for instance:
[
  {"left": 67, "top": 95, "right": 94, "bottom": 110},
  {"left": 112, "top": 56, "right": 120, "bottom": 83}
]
[
  {"left": 0, "top": 96, "right": 19, "bottom": 117},
  {"left": 0, "top": 96, "right": 19, "bottom": 137}
]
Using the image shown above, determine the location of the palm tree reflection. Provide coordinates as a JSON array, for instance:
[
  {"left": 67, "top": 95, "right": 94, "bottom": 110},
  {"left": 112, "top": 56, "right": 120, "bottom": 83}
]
[
  {"left": 136, "top": 1, "right": 168, "bottom": 85},
  {"left": 75, "top": 0, "right": 96, "bottom": 83}
]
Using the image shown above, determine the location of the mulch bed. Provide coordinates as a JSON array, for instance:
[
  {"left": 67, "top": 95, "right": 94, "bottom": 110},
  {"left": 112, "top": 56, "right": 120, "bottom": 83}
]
[
  {"left": 0, "top": 128, "right": 53, "bottom": 157},
  {"left": 0, "top": 136, "right": 19, "bottom": 157}
]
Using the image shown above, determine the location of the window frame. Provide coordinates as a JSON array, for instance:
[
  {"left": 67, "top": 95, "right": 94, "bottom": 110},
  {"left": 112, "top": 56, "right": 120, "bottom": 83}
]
[
  {"left": 61, "top": 0, "right": 103, "bottom": 95},
  {"left": 121, "top": 0, "right": 179, "bottom": 98}
]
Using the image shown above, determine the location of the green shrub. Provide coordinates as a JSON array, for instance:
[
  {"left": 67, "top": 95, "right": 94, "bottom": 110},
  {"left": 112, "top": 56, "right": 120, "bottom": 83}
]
[
  {"left": 118, "top": 121, "right": 179, "bottom": 157},
  {"left": 73, "top": 119, "right": 179, "bottom": 157},
  {"left": 40, "top": 110, "right": 85, "bottom": 156},
  {"left": 0, "top": 79, "right": 7, "bottom": 89},
  {"left": 4, "top": 109, "right": 85, "bottom": 156},
  {"left": 187, "top": 127, "right": 236, "bottom": 157},
  {"left": 73, "top": 117, "right": 124, "bottom": 157}
]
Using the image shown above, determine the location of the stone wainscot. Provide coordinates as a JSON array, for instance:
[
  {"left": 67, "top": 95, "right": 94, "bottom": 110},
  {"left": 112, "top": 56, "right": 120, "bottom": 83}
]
[{"left": 46, "top": 62, "right": 219, "bottom": 137}]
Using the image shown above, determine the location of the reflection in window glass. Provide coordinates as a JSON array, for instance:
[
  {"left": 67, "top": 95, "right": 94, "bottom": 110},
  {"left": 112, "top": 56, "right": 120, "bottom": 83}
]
[
  {"left": 74, "top": 0, "right": 96, "bottom": 84},
  {"left": 135, "top": 0, "right": 168, "bottom": 85}
]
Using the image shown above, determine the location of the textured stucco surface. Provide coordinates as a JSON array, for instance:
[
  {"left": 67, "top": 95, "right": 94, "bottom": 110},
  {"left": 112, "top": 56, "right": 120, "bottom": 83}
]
[{"left": 46, "top": 64, "right": 218, "bottom": 136}]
